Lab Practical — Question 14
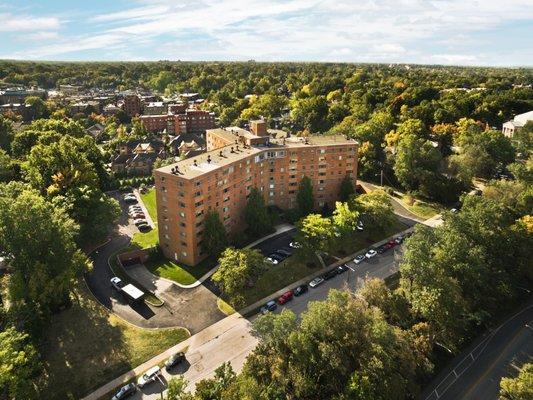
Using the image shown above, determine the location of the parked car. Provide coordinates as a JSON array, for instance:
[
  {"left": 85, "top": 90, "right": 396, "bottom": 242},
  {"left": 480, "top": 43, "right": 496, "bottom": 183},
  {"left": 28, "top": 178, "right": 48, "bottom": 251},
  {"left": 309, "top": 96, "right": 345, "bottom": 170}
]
[
  {"left": 110, "top": 277, "right": 125, "bottom": 291},
  {"left": 356, "top": 221, "right": 364, "bottom": 231},
  {"left": 278, "top": 290, "right": 294, "bottom": 305},
  {"left": 377, "top": 244, "right": 388, "bottom": 254},
  {"left": 123, "top": 194, "right": 137, "bottom": 203},
  {"left": 309, "top": 277, "right": 324, "bottom": 288},
  {"left": 137, "top": 366, "right": 161, "bottom": 388},
  {"left": 134, "top": 219, "right": 147, "bottom": 226},
  {"left": 365, "top": 249, "right": 377, "bottom": 259},
  {"left": 268, "top": 253, "right": 285, "bottom": 263},
  {"left": 260, "top": 300, "right": 277, "bottom": 314},
  {"left": 323, "top": 269, "right": 338, "bottom": 280},
  {"left": 271, "top": 252, "right": 287, "bottom": 261},
  {"left": 336, "top": 264, "right": 349, "bottom": 274},
  {"left": 138, "top": 223, "right": 152, "bottom": 232},
  {"left": 293, "top": 284, "right": 308, "bottom": 296},
  {"left": 130, "top": 213, "right": 146, "bottom": 220},
  {"left": 394, "top": 235, "right": 404, "bottom": 245},
  {"left": 265, "top": 256, "right": 279, "bottom": 265},
  {"left": 386, "top": 240, "right": 397, "bottom": 249},
  {"left": 165, "top": 352, "right": 185, "bottom": 371},
  {"left": 353, "top": 254, "right": 365, "bottom": 264},
  {"left": 275, "top": 249, "right": 292, "bottom": 257},
  {"left": 289, "top": 241, "right": 301, "bottom": 249},
  {"left": 111, "top": 383, "right": 136, "bottom": 400}
]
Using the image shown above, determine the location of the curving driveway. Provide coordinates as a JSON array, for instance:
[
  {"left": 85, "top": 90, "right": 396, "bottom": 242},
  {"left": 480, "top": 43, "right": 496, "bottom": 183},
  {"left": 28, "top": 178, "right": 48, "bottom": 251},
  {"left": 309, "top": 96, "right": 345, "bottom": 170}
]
[{"left": 84, "top": 193, "right": 224, "bottom": 332}]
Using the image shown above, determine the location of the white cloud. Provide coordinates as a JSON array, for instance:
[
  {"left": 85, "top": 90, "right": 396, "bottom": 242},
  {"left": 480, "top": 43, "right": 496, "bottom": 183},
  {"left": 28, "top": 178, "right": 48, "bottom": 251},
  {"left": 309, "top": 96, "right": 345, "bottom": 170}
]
[
  {"left": 25, "top": 31, "right": 59, "bottom": 41},
  {"left": 371, "top": 44, "right": 407, "bottom": 54},
  {"left": 2, "top": 0, "right": 532, "bottom": 64},
  {"left": 431, "top": 54, "right": 479, "bottom": 64},
  {"left": 0, "top": 13, "right": 59, "bottom": 32}
]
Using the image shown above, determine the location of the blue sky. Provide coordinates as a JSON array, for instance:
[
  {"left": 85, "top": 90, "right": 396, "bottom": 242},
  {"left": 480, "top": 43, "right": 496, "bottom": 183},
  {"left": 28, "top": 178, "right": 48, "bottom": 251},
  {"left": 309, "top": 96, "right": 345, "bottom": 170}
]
[{"left": 1, "top": 0, "right": 532, "bottom": 66}]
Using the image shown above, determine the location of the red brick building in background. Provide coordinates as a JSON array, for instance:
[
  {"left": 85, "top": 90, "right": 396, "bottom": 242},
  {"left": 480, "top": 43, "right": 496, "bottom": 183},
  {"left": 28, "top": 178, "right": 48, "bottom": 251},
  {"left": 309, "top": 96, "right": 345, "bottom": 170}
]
[
  {"left": 154, "top": 121, "right": 358, "bottom": 266},
  {"left": 139, "top": 109, "right": 216, "bottom": 135},
  {"left": 123, "top": 94, "right": 141, "bottom": 117}
]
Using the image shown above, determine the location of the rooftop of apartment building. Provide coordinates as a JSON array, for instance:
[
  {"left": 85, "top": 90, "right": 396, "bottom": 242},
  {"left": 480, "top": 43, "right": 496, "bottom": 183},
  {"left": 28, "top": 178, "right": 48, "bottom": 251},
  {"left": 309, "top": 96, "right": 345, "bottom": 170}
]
[{"left": 156, "top": 127, "right": 356, "bottom": 180}]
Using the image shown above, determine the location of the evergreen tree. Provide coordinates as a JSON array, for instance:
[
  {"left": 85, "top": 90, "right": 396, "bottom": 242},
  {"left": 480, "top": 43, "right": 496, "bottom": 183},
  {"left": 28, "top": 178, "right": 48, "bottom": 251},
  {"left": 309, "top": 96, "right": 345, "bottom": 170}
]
[
  {"left": 244, "top": 187, "right": 273, "bottom": 237},
  {"left": 296, "top": 175, "right": 314, "bottom": 217},
  {"left": 339, "top": 175, "right": 355, "bottom": 202},
  {"left": 204, "top": 211, "right": 228, "bottom": 258}
]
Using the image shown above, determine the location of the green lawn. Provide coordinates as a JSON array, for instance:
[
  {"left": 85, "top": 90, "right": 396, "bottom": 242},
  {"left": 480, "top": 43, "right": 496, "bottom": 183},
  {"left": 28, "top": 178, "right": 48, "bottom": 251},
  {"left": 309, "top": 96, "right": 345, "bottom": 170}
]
[
  {"left": 38, "top": 286, "right": 189, "bottom": 400},
  {"left": 131, "top": 228, "right": 159, "bottom": 249},
  {"left": 140, "top": 188, "right": 157, "bottom": 224},
  {"left": 399, "top": 195, "right": 441, "bottom": 219},
  {"left": 146, "top": 256, "right": 216, "bottom": 285},
  {"left": 242, "top": 258, "right": 318, "bottom": 306}
]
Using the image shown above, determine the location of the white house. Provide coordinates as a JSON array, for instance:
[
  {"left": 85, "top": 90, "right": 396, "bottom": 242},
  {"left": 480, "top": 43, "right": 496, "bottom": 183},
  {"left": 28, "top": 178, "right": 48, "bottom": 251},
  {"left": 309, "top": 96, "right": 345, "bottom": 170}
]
[{"left": 502, "top": 111, "right": 533, "bottom": 138}]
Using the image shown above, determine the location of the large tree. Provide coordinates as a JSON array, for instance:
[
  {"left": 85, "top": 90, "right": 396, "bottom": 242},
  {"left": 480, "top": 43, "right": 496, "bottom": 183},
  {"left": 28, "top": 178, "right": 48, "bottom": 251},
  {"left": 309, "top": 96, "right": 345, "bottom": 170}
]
[
  {"left": 245, "top": 290, "right": 430, "bottom": 400},
  {"left": 339, "top": 175, "right": 355, "bottom": 202},
  {"left": 244, "top": 187, "right": 272, "bottom": 237},
  {"left": 296, "top": 213, "right": 333, "bottom": 258},
  {"left": 499, "top": 363, "right": 533, "bottom": 400},
  {"left": 204, "top": 211, "right": 228, "bottom": 258},
  {"left": 212, "top": 247, "right": 266, "bottom": 307},
  {"left": 351, "top": 190, "right": 397, "bottom": 236},
  {"left": 296, "top": 175, "right": 314, "bottom": 217},
  {"left": 0, "top": 183, "right": 89, "bottom": 311},
  {"left": 0, "top": 115, "right": 13, "bottom": 153},
  {"left": 394, "top": 133, "right": 442, "bottom": 192},
  {"left": 0, "top": 327, "right": 41, "bottom": 399}
]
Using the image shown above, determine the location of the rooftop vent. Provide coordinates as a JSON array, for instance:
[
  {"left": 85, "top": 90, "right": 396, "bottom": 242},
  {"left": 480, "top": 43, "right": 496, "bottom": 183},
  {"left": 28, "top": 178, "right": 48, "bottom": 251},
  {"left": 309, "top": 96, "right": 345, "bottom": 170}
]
[
  {"left": 230, "top": 147, "right": 235, "bottom": 153},
  {"left": 219, "top": 150, "right": 224, "bottom": 158},
  {"left": 207, "top": 155, "right": 212, "bottom": 164},
  {"left": 193, "top": 159, "right": 198, "bottom": 166}
]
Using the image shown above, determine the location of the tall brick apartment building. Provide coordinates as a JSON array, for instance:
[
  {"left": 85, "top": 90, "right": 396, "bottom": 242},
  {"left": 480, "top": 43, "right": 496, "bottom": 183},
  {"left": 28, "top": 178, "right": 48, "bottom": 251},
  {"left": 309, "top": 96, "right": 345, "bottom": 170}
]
[
  {"left": 154, "top": 121, "right": 358, "bottom": 266},
  {"left": 140, "top": 109, "right": 216, "bottom": 135},
  {"left": 123, "top": 94, "right": 142, "bottom": 117}
]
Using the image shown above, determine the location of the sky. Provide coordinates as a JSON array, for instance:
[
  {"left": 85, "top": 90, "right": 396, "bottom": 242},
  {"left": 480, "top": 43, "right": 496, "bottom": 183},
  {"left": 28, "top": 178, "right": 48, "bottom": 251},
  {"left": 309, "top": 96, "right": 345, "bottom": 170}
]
[{"left": 0, "top": 0, "right": 532, "bottom": 66}]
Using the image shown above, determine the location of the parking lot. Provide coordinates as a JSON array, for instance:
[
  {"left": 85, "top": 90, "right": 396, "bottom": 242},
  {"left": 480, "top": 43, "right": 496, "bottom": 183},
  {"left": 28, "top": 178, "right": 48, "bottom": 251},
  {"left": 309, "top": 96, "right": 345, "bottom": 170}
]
[{"left": 115, "top": 236, "right": 407, "bottom": 400}]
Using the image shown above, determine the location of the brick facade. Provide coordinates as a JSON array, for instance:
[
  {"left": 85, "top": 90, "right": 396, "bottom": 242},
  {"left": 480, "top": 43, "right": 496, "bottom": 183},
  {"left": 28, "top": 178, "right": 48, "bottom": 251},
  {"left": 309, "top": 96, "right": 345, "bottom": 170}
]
[{"left": 154, "top": 130, "right": 358, "bottom": 266}]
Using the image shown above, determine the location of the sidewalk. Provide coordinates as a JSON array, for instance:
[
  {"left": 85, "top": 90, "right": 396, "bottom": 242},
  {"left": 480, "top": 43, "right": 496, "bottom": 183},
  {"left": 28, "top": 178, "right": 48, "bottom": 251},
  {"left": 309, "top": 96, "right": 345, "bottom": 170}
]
[
  {"left": 83, "top": 223, "right": 415, "bottom": 400},
  {"left": 177, "top": 223, "right": 296, "bottom": 288},
  {"left": 80, "top": 312, "right": 246, "bottom": 400}
]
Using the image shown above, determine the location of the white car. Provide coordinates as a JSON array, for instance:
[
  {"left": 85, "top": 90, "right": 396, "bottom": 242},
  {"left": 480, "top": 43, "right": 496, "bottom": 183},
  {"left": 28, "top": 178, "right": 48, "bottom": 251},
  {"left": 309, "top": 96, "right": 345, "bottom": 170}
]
[
  {"left": 356, "top": 222, "right": 364, "bottom": 231},
  {"left": 110, "top": 277, "right": 125, "bottom": 291},
  {"left": 365, "top": 249, "right": 377, "bottom": 259},
  {"left": 266, "top": 257, "right": 279, "bottom": 265},
  {"left": 353, "top": 254, "right": 365, "bottom": 264},
  {"left": 289, "top": 241, "right": 301, "bottom": 249},
  {"left": 309, "top": 277, "right": 324, "bottom": 288},
  {"left": 137, "top": 366, "right": 161, "bottom": 388}
]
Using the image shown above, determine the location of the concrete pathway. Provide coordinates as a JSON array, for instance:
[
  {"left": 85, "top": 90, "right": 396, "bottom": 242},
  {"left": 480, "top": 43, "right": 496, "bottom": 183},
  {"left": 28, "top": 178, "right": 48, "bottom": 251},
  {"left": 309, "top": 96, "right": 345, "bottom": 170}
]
[
  {"left": 358, "top": 180, "right": 425, "bottom": 223},
  {"left": 82, "top": 225, "right": 414, "bottom": 400}
]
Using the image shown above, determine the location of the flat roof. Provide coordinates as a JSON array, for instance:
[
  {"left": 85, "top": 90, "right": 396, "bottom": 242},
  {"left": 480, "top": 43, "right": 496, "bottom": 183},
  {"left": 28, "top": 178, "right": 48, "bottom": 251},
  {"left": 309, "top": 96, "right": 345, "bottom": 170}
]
[
  {"left": 156, "top": 132, "right": 356, "bottom": 180},
  {"left": 122, "top": 284, "right": 144, "bottom": 300}
]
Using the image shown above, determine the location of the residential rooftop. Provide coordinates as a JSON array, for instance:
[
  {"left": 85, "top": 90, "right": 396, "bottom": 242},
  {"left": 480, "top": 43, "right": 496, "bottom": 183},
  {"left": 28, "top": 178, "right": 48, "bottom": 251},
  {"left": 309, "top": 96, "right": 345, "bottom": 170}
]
[{"left": 156, "top": 132, "right": 356, "bottom": 180}]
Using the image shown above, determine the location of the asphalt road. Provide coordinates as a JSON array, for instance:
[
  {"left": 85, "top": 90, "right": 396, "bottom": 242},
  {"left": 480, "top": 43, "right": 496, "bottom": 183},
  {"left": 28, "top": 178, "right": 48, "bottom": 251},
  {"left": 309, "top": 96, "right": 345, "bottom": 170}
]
[
  {"left": 423, "top": 301, "right": 533, "bottom": 400},
  {"left": 126, "top": 241, "right": 403, "bottom": 400}
]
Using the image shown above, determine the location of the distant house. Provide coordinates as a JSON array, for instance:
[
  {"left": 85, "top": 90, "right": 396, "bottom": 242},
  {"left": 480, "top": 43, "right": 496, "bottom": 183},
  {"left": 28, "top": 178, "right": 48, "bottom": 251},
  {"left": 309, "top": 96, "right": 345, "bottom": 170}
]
[
  {"left": 112, "top": 139, "right": 175, "bottom": 175},
  {"left": 103, "top": 104, "right": 122, "bottom": 116},
  {"left": 86, "top": 123, "right": 105, "bottom": 140},
  {"left": 502, "top": 110, "right": 533, "bottom": 138}
]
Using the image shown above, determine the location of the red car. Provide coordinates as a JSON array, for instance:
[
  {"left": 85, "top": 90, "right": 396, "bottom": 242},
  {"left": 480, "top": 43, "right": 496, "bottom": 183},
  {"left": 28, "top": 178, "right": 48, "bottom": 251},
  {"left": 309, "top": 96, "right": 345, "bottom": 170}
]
[
  {"left": 278, "top": 290, "right": 294, "bottom": 305},
  {"left": 385, "top": 239, "right": 397, "bottom": 249}
]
